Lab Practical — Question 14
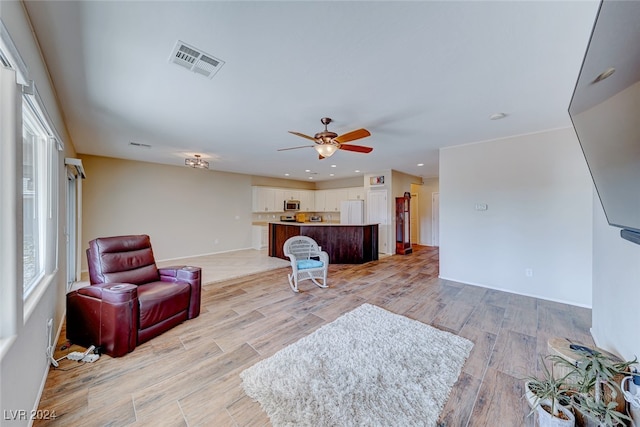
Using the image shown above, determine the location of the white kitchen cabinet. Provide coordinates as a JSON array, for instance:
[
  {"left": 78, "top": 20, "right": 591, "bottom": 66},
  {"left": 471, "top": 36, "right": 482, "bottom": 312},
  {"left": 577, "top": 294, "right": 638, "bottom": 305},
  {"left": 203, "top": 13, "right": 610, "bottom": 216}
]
[
  {"left": 329, "top": 189, "right": 349, "bottom": 211},
  {"left": 284, "top": 189, "right": 300, "bottom": 201},
  {"left": 315, "top": 189, "right": 348, "bottom": 212},
  {"left": 324, "top": 190, "right": 339, "bottom": 212},
  {"left": 314, "top": 190, "right": 323, "bottom": 212},
  {"left": 252, "top": 187, "right": 284, "bottom": 212},
  {"left": 253, "top": 186, "right": 356, "bottom": 213},
  {"left": 252, "top": 225, "right": 268, "bottom": 249},
  {"left": 347, "top": 187, "right": 366, "bottom": 200},
  {"left": 273, "top": 188, "right": 286, "bottom": 212},
  {"left": 299, "top": 190, "right": 315, "bottom": 211}
]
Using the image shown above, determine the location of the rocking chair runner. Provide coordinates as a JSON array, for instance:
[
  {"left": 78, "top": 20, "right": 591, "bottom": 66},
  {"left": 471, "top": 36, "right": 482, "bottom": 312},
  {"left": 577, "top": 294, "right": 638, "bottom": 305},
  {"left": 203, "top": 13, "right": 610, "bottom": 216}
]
[{"left": 283, "top": 236, "right": 329, "bottom": 293}]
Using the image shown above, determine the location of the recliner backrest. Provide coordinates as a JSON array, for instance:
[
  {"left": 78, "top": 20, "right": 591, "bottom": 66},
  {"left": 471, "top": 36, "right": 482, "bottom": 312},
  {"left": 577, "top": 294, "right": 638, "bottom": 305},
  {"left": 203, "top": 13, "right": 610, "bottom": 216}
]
[{"left": 87, "top": 235, "right": 160, "bottom": 285}]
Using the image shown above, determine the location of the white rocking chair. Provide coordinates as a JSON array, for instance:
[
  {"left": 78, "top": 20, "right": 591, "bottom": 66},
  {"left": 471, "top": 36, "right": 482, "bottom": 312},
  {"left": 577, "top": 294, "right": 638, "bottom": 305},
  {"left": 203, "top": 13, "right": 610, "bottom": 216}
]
[{"left": 283, "top": 236, "right": 329, "bottom": 293}]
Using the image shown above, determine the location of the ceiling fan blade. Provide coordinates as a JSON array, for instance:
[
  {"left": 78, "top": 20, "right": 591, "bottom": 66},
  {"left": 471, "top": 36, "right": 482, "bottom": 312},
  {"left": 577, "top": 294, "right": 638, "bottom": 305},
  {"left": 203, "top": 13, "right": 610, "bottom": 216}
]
[
  {"left": 334, "top": 128, "right": 371, "bottom": 143},
  {"left": 288, "top": 131, "right": 318, "bottom": 142},
  {"left": 277, "top": 145, "right": 314, "bottom": 151},
  {"left": 338, "top": 144, "right": 373, "bottom": 153}
]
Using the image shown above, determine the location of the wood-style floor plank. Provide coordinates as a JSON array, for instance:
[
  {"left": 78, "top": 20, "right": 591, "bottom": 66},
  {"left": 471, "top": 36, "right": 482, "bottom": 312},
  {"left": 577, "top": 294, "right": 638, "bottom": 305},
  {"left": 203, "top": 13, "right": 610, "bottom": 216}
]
[{"left": 35, "top": 245, "right": 593, "bottom": 426}]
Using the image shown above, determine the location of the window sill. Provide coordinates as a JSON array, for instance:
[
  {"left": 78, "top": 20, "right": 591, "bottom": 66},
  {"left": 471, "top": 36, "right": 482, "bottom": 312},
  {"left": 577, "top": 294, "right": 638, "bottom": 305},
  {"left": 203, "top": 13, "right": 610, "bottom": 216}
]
[{"left": 23, "top": 269, "right": 58, "bottom": 322}]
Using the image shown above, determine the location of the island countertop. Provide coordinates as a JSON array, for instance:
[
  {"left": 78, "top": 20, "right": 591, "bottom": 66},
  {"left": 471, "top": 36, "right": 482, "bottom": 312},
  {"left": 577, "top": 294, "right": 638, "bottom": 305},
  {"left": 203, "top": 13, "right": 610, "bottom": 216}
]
[
  {"left": 269, "top": 221, "right": 379, "bottom": 226},
  {"left": 268, "top": 222, "right": 378, "bottom": 264}
]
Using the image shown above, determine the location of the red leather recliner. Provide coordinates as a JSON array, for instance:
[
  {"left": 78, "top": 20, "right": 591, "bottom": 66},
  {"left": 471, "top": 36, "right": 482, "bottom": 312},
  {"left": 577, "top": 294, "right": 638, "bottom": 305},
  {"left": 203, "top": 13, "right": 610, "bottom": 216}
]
[{"left": 66, "top": 234, "right": 201, "bottom": 357}]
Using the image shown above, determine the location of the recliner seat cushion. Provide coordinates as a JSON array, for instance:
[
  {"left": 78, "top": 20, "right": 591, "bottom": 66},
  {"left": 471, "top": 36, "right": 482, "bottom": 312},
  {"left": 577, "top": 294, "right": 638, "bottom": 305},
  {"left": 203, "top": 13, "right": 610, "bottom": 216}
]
[{"left": 137, "top": 281, "right": 191, "bottom": 330}]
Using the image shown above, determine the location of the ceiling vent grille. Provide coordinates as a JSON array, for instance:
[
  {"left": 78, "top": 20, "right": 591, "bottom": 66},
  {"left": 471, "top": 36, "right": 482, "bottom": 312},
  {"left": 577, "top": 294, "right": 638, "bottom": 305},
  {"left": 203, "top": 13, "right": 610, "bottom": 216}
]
[
  {"left": 169, "top": 40, "right": 225, "bottom": 79},
  {"left": 129, "top": 141, "right": 152, "bottom": 149}
]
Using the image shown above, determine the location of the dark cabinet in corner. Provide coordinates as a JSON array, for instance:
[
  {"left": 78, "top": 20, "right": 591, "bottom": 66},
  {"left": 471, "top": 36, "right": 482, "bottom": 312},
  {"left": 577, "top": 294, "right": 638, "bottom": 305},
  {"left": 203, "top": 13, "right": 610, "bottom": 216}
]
[
  {"left": 395, "top": 194, "right": 412, "bottom": 255},
  {"left": 268, "top": 223, "right": 378, "bottom": 264}
]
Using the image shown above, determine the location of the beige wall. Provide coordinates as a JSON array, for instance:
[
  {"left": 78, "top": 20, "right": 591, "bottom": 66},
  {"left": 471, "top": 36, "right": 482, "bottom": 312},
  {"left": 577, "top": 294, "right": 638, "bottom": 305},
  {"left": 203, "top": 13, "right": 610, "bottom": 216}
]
[
  {"left": 81, "top": 155, "right": 254, "bottom": 270},
  {"left": 315, "top": 176, "right": 364, "bottom": 189},
  {"left": 251, "top": 176, "right": 315, "bottom": 189}
]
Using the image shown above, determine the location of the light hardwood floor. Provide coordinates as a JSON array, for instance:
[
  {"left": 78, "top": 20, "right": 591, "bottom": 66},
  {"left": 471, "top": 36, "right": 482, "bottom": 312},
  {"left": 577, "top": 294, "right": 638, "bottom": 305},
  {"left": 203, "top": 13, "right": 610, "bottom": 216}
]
[{"left": 36, "top": 246, "right": 594, "bottom": 426}]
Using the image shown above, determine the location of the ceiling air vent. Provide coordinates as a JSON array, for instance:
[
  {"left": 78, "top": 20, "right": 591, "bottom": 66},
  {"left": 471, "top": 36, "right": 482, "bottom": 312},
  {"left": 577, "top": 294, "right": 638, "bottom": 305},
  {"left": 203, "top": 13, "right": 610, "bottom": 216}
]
[
  {"left": 129, "top": 141, "right": 152, "bottom": 149},
  {"left": 169, "top": 40, "right": 225, "bottom": 79}
]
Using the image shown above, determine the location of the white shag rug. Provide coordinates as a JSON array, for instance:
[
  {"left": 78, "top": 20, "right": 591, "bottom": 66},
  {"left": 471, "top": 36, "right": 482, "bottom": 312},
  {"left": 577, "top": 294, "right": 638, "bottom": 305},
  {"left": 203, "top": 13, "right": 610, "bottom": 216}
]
[{"left": 240, "top": 303, "right": 473, "bottom": 426}]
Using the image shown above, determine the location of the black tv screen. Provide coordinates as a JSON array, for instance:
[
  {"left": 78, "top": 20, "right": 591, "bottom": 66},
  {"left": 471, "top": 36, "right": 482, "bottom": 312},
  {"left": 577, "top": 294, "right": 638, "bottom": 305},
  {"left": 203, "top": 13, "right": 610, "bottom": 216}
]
[{"left": 568, "top": 0, "right": 640, "bottom": 244}]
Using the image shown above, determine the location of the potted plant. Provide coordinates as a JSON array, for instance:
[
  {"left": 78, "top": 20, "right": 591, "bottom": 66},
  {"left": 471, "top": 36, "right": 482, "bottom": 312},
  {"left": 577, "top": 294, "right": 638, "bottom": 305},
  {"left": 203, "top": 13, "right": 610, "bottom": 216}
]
[
  {"left": 525, "top": 356, "right": 575, "bottom": 427},
  {"left": 550, "top": 348, "right": 637, "bottom": 427}
]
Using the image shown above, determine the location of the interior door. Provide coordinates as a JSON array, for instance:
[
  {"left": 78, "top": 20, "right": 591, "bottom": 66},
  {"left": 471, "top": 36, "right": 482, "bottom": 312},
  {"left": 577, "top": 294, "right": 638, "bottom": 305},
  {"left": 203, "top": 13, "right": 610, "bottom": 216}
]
[{"left": 367, "top": 190, "right": 388, "bottom": 254}]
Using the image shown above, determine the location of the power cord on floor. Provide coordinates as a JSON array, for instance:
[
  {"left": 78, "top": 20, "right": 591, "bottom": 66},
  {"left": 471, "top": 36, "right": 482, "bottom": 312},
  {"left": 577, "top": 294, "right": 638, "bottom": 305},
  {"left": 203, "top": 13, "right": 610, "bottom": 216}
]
[{"left": 50, "top": 345, "right": 100, "bottom": 368}]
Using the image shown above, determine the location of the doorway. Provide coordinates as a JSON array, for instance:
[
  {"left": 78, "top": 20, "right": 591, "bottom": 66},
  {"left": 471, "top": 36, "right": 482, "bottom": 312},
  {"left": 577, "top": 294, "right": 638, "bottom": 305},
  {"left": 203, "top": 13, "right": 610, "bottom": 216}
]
[
  {"left": 367, "top": 189, "right": 389, "bottom": 254},
  {"left": 432, "top": 192, "right": 439, "bottom": 246},
  {"left": 410, "top": 192, "right": 419, "bottom": 244}
]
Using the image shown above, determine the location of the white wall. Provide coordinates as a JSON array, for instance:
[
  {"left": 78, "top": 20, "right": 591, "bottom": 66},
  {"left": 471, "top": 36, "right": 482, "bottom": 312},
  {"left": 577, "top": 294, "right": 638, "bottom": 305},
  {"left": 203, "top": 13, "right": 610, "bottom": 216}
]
[
  {"left": 439, "top": 127, "right": 593, "bottom": 307},
  {"left": 591, "top": 192, "right": 640, "bottom": 361}
]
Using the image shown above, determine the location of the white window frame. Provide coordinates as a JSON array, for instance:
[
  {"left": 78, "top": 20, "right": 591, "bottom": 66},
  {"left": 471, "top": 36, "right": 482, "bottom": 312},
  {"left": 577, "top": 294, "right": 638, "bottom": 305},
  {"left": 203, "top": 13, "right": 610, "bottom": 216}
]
[
  {"left": 22, "top": 101, "right": 50, "bottom": 298},
  {"left": 1, "top": 19, "right": 64, "bottom": 347}
]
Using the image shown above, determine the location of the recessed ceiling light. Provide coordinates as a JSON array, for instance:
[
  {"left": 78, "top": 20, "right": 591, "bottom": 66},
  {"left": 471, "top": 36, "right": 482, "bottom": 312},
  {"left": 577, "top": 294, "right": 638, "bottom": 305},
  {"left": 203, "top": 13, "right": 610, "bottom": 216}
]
[
  {"left": 308, "top": 177, "right": 313, "bottom": 180},
  {"left": 489, "top": 112, "right": 507, "bottom": 120},
  {"left": 331, "top": 165, "right": 337, "bottom": 168},
  {"left": 284, "top": 173, "right": 290, "bottom": 176},
  {"left": 593, "top": 67, "right": 615, "bottom": 83},
  {"left": 330, "top": 173, "right": 335, "bottom": 177},
  {"left": 354, "top": 170, "right": 360, "bottom": 173},
  {"left": 305, "top": 169, "right": 311, "bottom": 173},
  {"left": 417, "top": 163, "right": 424, "bottom": 167}
]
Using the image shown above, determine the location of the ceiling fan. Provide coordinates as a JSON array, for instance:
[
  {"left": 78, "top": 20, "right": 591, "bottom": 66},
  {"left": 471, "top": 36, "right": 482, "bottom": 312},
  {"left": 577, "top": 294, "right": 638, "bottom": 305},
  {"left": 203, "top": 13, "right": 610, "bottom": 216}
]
[{"left": 278, "top": 117, "right": 373, "bottom": 159}]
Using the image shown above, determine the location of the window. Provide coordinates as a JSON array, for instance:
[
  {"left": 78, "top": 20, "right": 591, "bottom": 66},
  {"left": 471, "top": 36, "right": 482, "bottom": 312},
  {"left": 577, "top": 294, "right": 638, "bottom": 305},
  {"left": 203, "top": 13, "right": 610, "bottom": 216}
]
[
  {"left": 1, "top": 19, "right": 63, "bottom": 344},
  {"left": 22, "top": 104, "right": 50, "bottom": 297}
]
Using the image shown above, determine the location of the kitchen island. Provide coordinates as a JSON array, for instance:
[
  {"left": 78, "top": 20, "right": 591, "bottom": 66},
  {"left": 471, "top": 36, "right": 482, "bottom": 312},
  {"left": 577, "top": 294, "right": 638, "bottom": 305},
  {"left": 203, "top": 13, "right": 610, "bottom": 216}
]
[{"left": 268, "top": 222, "right": 378, "bottom": 264}]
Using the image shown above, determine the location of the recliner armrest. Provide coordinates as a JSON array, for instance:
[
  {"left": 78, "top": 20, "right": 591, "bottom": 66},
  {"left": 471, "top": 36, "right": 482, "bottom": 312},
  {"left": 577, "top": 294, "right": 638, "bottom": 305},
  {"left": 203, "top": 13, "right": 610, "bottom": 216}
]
[
  {"left": 77, "top": 282, "right": 137, "bottom": 303},
  {"left": 67, "top": 283, "right": 139, "bottom": 357},
  {"left": 159, "top": 266, "right": 201, "bottom": 319}
]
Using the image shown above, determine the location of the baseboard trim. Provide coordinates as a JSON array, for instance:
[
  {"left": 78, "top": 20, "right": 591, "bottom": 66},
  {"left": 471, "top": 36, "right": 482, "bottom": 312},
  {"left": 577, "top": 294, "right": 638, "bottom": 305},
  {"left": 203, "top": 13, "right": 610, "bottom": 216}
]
[{"left": 437, "top": 275, "right": 592, "bottom": 309}]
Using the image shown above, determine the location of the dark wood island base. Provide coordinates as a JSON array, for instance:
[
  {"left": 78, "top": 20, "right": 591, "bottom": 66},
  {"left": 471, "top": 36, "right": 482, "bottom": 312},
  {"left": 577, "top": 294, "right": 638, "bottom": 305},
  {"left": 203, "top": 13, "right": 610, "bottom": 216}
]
[{"left": 269, "top": 222, "right": 378, "bottom": 264}]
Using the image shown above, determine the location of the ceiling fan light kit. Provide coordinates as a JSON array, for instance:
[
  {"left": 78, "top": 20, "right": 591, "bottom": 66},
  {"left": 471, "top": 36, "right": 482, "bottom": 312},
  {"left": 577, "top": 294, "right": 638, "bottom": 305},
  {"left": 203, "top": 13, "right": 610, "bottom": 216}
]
[
  {"left": 185, "top": 154, "right": 209, "bottom": 169},
  {"left": 280, "top": 117, "right": 373, "bottom": 159},
  {"left": 315, "top": 144, "right": 338, "bottom": 158}
]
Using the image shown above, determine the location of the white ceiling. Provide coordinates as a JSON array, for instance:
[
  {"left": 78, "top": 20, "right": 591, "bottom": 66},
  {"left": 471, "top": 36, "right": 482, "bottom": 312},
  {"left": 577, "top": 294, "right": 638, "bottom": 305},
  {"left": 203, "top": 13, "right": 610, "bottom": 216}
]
[{"left": 23, "top": 0, "right": 600, "bottom": 182}]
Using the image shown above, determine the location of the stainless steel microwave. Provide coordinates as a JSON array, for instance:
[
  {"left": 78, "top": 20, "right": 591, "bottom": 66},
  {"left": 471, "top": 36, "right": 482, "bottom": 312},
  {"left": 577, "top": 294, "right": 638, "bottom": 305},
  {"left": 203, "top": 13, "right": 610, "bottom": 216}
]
[{"left": 284, "top": 200, "right": 300, "bottom": 211}]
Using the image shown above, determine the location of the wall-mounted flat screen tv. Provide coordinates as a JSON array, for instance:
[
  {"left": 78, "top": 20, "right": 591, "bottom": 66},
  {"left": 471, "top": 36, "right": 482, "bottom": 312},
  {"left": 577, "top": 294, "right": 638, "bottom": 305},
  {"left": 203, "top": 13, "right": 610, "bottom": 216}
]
[{"left": 569, "top": 0, "right": 640, "bottom": 245}]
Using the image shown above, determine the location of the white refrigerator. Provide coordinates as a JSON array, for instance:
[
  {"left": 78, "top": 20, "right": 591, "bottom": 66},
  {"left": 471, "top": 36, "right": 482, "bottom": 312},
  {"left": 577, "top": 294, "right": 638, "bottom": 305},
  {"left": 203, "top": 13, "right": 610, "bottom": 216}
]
[{"left": 340, "top": 200, "right": 365, "bottom": 225}]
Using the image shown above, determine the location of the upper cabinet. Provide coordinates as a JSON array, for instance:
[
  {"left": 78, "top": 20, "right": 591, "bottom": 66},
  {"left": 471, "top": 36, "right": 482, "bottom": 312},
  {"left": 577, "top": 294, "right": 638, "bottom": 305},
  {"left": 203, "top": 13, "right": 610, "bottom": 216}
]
[
  {"left": 315, "top": 188, "right": 349, "bottom": 212},
  {"left": 298, "top": 190, "right": 315, "bottom": 212},
  {"left": 252, "top": 186, "right": 364, "bottom": 213},
  {"left": 252, "top": 187, "right": 283, "bottom": 212},
  {"left": 347, "top": 187, "right": 366, "bottom": 200}
]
